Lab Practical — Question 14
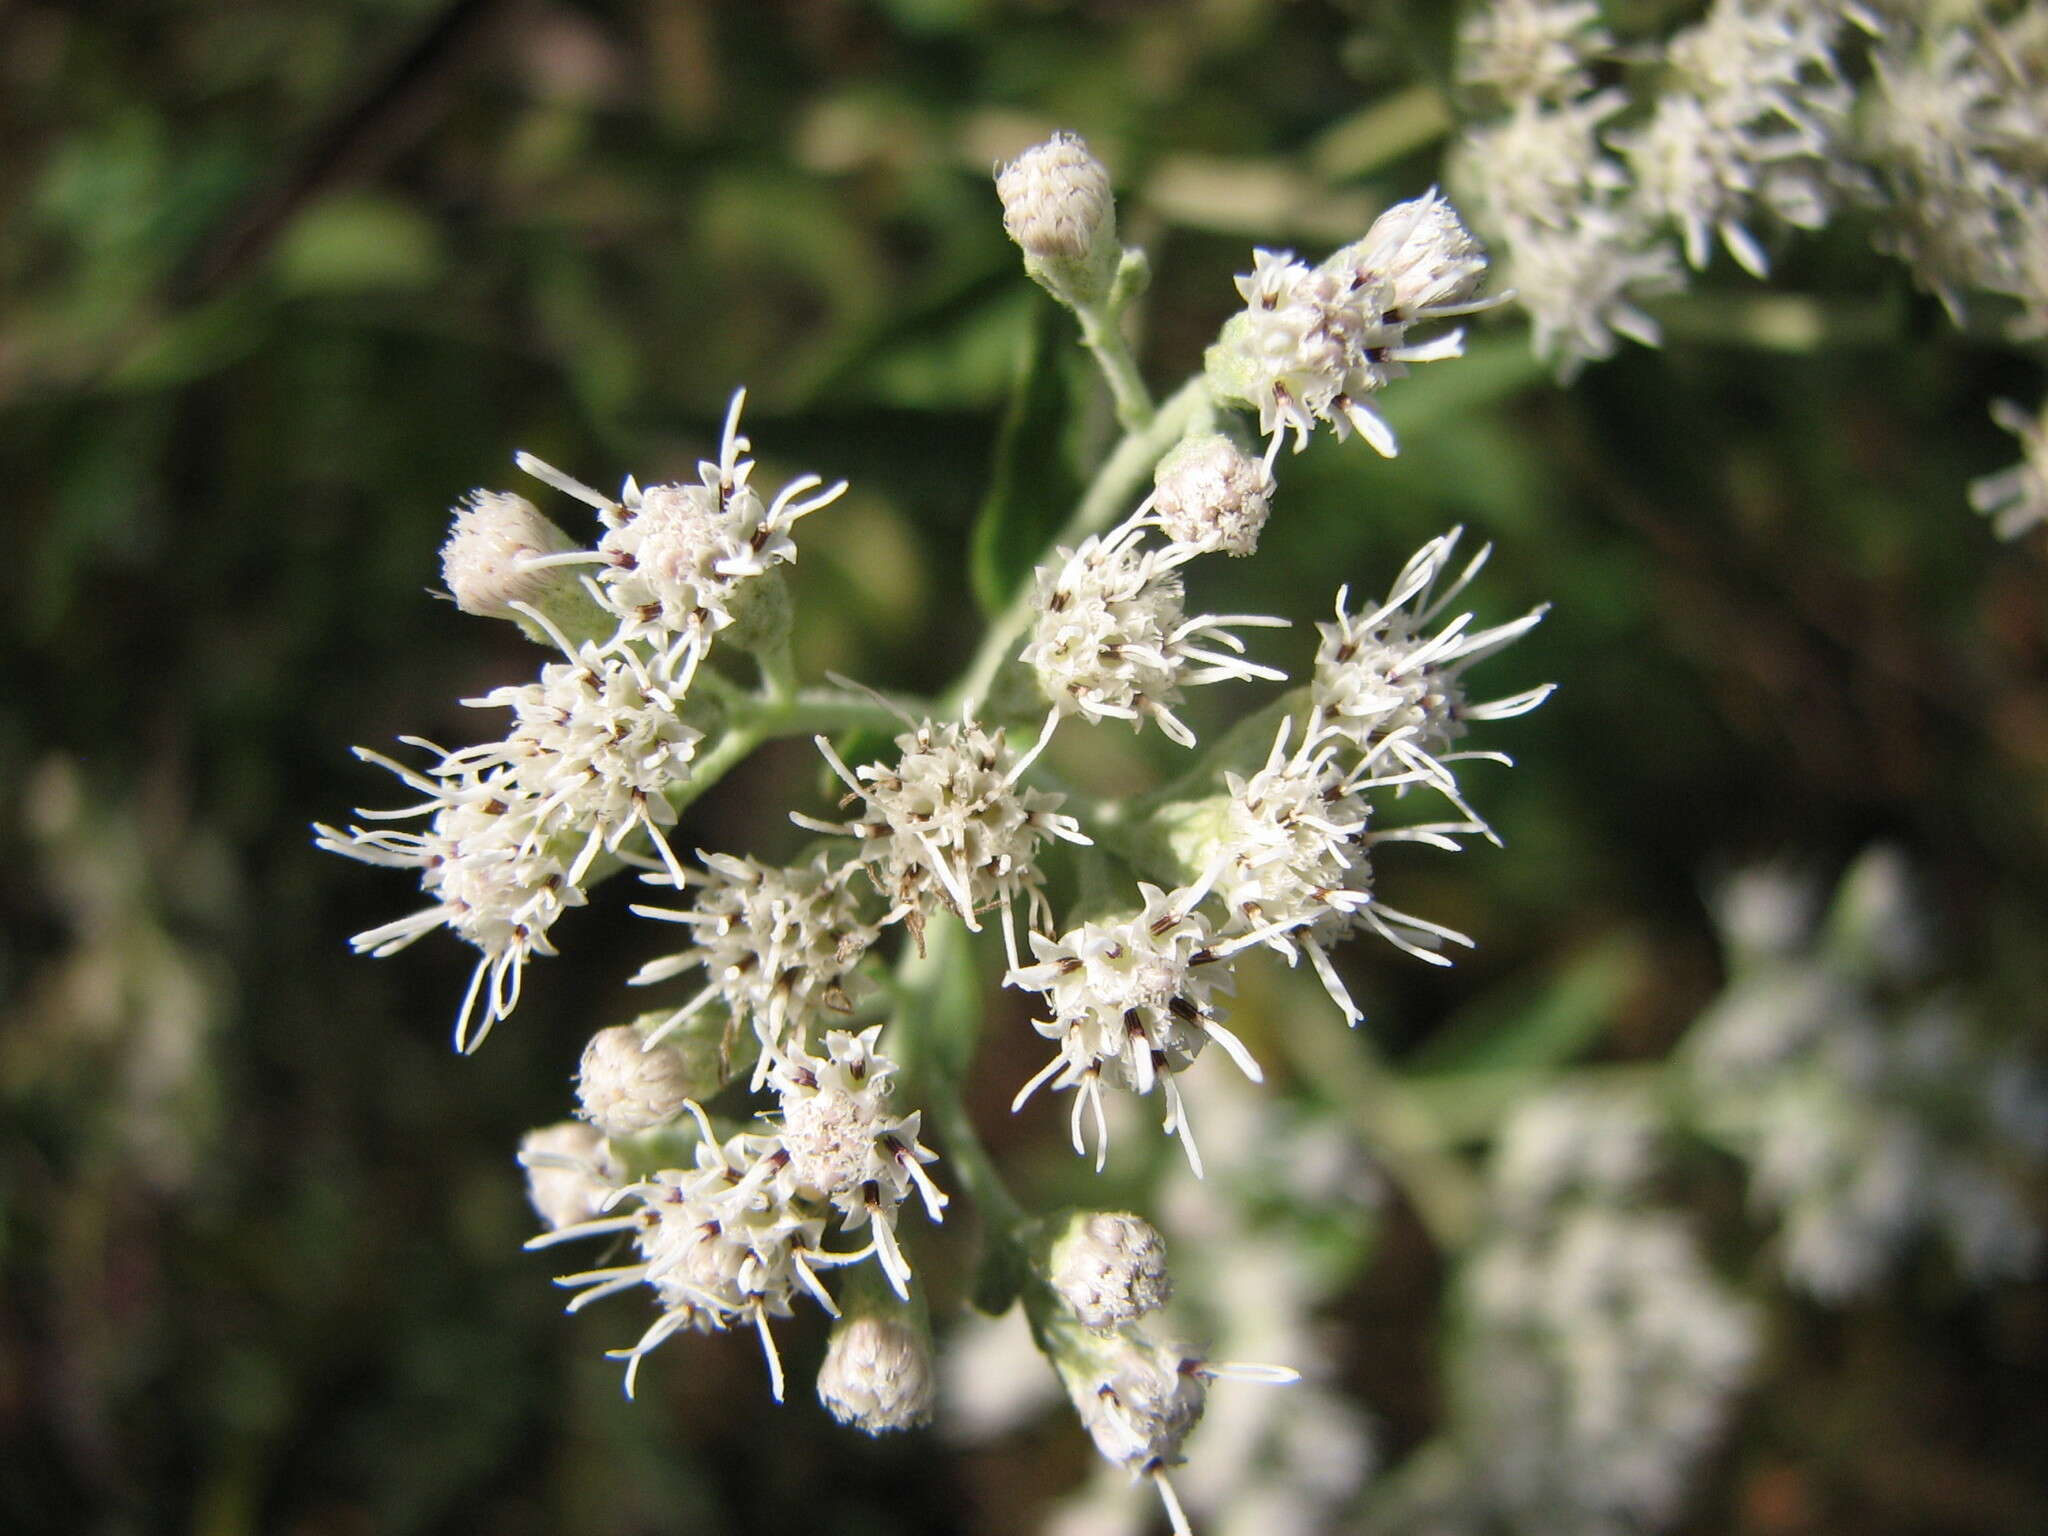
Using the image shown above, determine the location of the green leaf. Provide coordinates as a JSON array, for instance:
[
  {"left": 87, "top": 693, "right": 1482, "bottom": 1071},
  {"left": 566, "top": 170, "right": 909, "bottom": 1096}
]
[{"left": 970, "top": 293, "right": 1083, "bottom": 616}]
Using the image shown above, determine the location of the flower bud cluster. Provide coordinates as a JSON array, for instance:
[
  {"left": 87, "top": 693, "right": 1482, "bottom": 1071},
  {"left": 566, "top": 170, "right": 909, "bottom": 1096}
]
[
  {"left": 817, "top": 1302, "right": 936, "bottom": 1434},
  {"left": 1206, "top": 189, "right": 1494, "bottom": 457},
  {"left": 439, "top": 490, "right": 601, "bottom": 641},
  {"left": 1146, "top": 434, "right": 1272, "bottom": 559},
  {"left": 318, "top": 390, "right": 836, "bottom": 1048},
  {"left": 531, "top": 1028, "right": 946, "bottom": 1399},
  {"left": 1046, "top": 1211, "right": 1173, "bottom": 1331}
]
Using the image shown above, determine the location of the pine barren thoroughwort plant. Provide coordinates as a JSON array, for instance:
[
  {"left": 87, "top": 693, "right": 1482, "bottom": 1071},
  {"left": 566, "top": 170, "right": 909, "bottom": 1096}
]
[{"left": 319, "top": 128, "right": 1552, "bottom": 1532}]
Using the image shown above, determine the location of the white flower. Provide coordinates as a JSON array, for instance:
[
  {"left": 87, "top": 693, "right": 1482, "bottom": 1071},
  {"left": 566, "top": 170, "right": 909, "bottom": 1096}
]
[
  {"left": 817, "top": 1309, "right": 937, "bottom": 1433},
  {"left": 1617, "top": 0, "right": 1857, "bottom": 277},
  {"left": 1458, "top": 1205, "right": 1759, "bottom": 1533},
  {"left": 1862, "top": 24, "right": 2048, "bottom": 329},
  {"left": 447, "top": 618, "right": 699, "bottom": 886},
  {"left": 1489, "top": 1087, "right": 1660, "bottom": 1226},
  {"left": 1020, "top": 516, "right": 1286, "bottom": 747},
  {"left": 798, "top": 714, "right": 1089, "bottom": 962},
  {"left": 1689, "top": 854, "right": 2048, "bottom": 1296},
  {"left": 1969, "top": 396, "right": 2048, "bottom": 539},
  {"left": 513, "top": 389, "right": 845, "bottom": 672},
  {"left": 1146, "top": 434, "right": 1273, "bottom": 558},
  {"left": 631, "top": 849, "right": 875, "bottom": 1073},
  {"left": 1458, "top": 91, "right": 1633, "bottom": 237},
  {"left": 766, "top": 1026, "right": 947, "bottom": 1299},
  {"left": 1311, "top": 528, "right": 1551, "bottom": 822},
  {"left": 1506, "top": 210, "right": 1687, "bottom": 381},
  {"left": 576, "top": 1023, "right": 697, "bottom": 1138},
  {"left": 1008, "top": 881, "right": 1264, "bottom": 1176},
  {"left": 1206, "top": 191, "right": 1492, "bottom": 457},
  {"left": 1195, "top": 715, "right": 1463, "bottom": 1023},
  {"left": 315, "top": 763, "right": 582, "bottom": 1051},
  {"left": 1456, "top": 0, "right": 1612, "bottom": 103},
  {"left": 1048, "top": 1211, "right": 1174, "bottom": 1331},
  {"left": 518, "top": 1120, "right": 620, "bottom": 1232},
  {"left": 530, "top": 1103, "right": 855, "bottom": 1401}
]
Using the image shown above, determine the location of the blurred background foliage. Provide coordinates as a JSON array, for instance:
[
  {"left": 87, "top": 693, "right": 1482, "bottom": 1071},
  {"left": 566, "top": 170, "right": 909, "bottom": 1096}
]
[{"left": 2, "top": 1, "right": 2044, "bottom": 1533}]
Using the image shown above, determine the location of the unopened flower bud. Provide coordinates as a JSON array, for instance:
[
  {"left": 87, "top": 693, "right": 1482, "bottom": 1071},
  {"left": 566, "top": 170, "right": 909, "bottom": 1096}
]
[
  {"left": 1048, "top": 1211, "right": 1173, "bottom": 1330},
  {"left": 1150, "top": 435, "right": 1273, "bottom": 557},
  {"left": 440, "top": 491, "right": 607, "bottom": 643},
  {"left": 518, "top": 1120, "right": 618, "bottom": 1231},
  {"left": 996, "top": 132, "right": 1118, "bottom": 306},
  {"left": 1065, "top": 1333, "right": 1207, "bottom": 1473},
  {"left": 817, "top": 1305, "right": 937, "bottom": 1434},
  {"left": 1339, "top": 189, "right": 1489, "bottom": 322},
  {"left": 576, "top": 1022, "right": 695, "bottom": 1137}
]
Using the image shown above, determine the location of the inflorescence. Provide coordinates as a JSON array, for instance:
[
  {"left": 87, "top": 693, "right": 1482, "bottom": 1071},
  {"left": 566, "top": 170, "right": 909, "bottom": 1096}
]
[{"left": 321, "top": 132, "right": 1551, "bottom": 1535}]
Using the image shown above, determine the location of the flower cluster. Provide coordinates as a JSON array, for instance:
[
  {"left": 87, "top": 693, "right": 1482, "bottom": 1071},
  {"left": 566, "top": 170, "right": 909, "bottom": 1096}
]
[
  {"left": 316, "top": 390, "right": 831, "bottom": 1049},
  {"left": 322, "top": 129, "right": 1558, "bottom": 1532},
  {"left": 1019, "top": 514, "right": 1287, "bottom": 747},
  {"left": 1451, "top": 0, "right": 2048, "bottom": 387},
  {"left": 1448, "top": 1089, "right": 1759, "bottom": 1536},
  {"left": 1205, "top": 189, "right": 1497, "bottom": 457},
  {"left": 1614, "top": 0, "right": 1859, "bottom": 278},
  {"left": 1452, "top": 0, "right": 1682, "bottom": 379},
  {"left": 1687, "top": 849, "right": 2048, "bottom": 1296},
  {"left": 528, "top": 1028, "right": 945, "bottom": 1398}
]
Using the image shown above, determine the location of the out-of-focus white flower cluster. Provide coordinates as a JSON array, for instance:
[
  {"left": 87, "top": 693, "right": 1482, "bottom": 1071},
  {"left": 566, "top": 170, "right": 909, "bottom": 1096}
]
[
  {"left": 1449, "top": 0, "right": 2048, "bottom": 382},
  {"left": 1444, "top": 1087, "right": 1760, "bottom": 1536},
  {"left": 1688, "top": 848, "right": 2048, "bottom": 1296}
]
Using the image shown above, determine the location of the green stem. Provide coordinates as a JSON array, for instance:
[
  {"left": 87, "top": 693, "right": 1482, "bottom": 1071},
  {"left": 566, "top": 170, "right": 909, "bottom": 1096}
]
[
  {"left": 1073, "top": 297, "right": 1154, "bottom": 432},
  {"left": 663, "top": 685, "right": 918, "bottom": 819},
  {"left": 944, "top": 374, "right": 1213, "bottom": 717},
  {"left": 889, "top": 913, "right": 1028, "bottom": 1237}
]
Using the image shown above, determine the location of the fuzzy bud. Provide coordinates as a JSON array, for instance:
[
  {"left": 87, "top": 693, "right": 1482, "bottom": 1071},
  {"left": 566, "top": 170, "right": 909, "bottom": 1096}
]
[
  {"left": 817, "top": 1306, "right": 937, "bottom": 1434},
  {"left": 576, "top": 1023, "right": 696, "bottom": 1138},
  {"left": 1062, "top": 1332, "right": 1208, "bottom": 1473},
  {"left": 1048, "top": 1211, "right": 1173, "bottom": 1330},
  {"left": 1150, "top": 434, "right": 1273, "bottom": 557},
  {"left": 518, "top": 1120, "right": 618, "bottom": 1231},
  {"left": 996, "top": 132, "right": 1118, "bottom": 306},
  {"left": 440, "top": 491, "right": 605, "bottom": 645}
]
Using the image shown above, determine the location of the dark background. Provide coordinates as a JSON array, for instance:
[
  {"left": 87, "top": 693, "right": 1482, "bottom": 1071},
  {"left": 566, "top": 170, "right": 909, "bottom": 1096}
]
[{"left": 3, "top": 2, "right": 2044, "bottom": 1533}]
